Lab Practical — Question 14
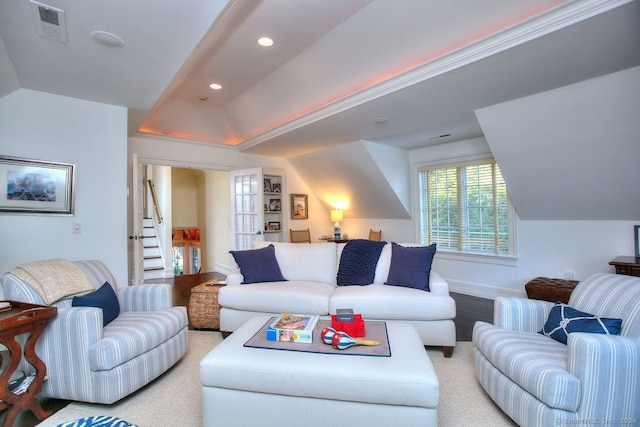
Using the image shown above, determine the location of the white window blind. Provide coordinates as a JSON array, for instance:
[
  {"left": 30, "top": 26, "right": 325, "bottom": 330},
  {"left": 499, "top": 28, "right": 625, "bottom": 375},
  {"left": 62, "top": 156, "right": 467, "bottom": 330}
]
[{"left": 419, "top": 160, "right": 512, "bottom": 256}]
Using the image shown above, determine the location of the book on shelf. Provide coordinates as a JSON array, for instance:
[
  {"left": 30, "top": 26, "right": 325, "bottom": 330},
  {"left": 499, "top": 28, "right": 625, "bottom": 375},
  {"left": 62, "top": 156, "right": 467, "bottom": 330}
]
[{"left": 266, "top": 313, "right": 319, "bottom": 344}]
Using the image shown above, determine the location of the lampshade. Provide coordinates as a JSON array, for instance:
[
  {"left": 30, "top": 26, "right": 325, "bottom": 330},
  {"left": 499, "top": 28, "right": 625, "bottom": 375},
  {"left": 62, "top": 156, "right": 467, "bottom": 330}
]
[{"left": 330, "top": 209, "right": 343, "bottom": 223}]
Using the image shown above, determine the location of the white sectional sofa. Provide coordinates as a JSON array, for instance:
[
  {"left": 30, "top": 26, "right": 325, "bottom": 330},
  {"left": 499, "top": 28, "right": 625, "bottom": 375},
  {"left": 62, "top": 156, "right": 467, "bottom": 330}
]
[{"left": 219, "top": 241, "right": 457, "bottom": 356}]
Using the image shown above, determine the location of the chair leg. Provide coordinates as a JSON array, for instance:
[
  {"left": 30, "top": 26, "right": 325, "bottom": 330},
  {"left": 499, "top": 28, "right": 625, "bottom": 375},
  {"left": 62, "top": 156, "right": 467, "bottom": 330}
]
[{"left": 443, "top": 346, "right": 454, "bottom": 358}]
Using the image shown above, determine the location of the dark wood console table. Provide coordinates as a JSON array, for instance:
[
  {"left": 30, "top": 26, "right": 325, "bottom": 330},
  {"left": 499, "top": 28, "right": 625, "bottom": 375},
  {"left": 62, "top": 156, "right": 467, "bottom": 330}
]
[
  {"left": 609, "top": 256, "right": 640, "bottom": 277},
  {"left": 0, "top": 301, "right": 57, "bottom": 426}
]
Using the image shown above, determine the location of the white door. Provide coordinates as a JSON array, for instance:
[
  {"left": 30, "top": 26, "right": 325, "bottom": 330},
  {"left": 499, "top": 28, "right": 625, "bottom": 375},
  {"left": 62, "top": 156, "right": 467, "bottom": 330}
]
[
  {"left": 230, "top": 168, "right": 265, "bottom": 251},
  {"left": 130, "top": 153, "right": 145, "bottom": 284}
]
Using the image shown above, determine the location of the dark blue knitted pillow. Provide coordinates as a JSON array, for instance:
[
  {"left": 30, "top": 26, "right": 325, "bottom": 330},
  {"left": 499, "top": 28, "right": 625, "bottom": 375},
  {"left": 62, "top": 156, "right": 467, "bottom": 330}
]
[
  {"left": 72, "top": 282, "right": 120, "bottom": 326},
  {"left": 385, "top": 243, "right": 436, "bottom": 291},
  {"left": 337, "top": 239, "right": 387, "bottom": 286},
  {"left": 539, "top": 302, "right": 622, "bottom": 344},
  {"left": 229, "top": 244, "right": 286, "bottom": 284}
]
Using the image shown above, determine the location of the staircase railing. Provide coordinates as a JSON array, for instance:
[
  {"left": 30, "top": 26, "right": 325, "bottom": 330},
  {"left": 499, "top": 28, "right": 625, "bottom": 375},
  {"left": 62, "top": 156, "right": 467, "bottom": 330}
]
[{"left": 147, "top": 179, "right": 163, "bottom": 224}]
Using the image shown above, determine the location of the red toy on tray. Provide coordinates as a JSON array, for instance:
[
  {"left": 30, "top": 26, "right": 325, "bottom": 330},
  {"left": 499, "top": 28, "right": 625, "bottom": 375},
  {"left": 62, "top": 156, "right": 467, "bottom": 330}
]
[{"left": 331, "top": 313, "right": 365, "bottom": 337}]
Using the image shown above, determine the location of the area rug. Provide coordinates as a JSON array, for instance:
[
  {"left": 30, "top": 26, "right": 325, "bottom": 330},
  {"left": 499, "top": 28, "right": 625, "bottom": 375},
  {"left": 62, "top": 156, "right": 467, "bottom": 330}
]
[{"left": 36, "top": 332, "right": 516, "bottom": 427}]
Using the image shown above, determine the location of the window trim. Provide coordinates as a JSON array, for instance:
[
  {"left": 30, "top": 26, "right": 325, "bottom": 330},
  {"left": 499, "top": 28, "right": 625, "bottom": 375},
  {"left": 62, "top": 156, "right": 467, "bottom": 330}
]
[{"left": 413, "top": 156, "right": 518, "bottom": 264}]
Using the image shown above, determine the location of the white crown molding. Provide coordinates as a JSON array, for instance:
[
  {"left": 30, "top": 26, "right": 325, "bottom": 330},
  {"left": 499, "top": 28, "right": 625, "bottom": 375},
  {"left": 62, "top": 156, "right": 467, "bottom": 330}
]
[{"left": 237, "top": 0, "right": 631, "bottom": 152}]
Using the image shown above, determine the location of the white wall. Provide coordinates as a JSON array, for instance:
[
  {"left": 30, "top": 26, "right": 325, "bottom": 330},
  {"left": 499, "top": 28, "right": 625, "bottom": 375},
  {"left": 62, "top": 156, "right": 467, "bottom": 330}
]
[
  {"left": 0, "top": 89, "right": 128, "bottom": 290},
  {"left": 411, "top": 138, "right": 640, "bottom": 299},
  {"left": 171, "top": 168, "right": 199, "bottom": 228}
]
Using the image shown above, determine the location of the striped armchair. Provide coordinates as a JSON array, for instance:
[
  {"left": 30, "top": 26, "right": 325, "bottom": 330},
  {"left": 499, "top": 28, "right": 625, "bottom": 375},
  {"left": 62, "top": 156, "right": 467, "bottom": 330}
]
[
  {"left": 473, "top": 273, "right": 640, "bottom": 427},
  {"left": 1, "top": 260, "right": 188, "bottom": 404}
]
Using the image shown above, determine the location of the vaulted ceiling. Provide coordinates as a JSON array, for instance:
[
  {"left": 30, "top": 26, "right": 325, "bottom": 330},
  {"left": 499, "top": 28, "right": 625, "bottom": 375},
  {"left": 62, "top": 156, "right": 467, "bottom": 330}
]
[{"left": 1, "top": 0, "right": 638, "bottom": 219}]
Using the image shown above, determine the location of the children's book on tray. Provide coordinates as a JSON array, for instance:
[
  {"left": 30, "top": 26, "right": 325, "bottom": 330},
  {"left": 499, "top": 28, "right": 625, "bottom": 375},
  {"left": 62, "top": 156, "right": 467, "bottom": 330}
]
[{"left": 266, "top": 313, "right": 319, "bottom": 343}]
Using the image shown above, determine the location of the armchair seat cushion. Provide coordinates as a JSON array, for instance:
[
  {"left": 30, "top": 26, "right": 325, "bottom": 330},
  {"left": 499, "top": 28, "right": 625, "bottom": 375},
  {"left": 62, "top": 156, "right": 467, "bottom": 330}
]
[
  {"left": 90, "top": 307, "right": 188, "bottom": 371},
  {"left": 473, "top": 321, "right": 580, "bottom": 411}
]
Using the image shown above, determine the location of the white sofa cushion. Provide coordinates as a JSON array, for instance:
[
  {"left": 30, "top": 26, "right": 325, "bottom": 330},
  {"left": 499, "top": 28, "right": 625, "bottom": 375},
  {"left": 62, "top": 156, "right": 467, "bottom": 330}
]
[
  {"left": 253, "top": 241, "right": 338, "bottom": 284},
  {"left": 330, "top": 283, "right": 456, "bottom": 320},
  {"left": 218, "top": 280, "right": 335, "bottom": 315}
]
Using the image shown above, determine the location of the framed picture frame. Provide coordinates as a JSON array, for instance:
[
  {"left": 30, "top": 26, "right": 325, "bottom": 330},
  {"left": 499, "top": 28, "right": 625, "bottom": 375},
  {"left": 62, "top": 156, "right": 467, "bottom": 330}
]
[
  {"left": 272, "top": 183, "right": 281, "bottom": 193},
  {"left": 268, "top": 221, "right": 280, "bottom": 231},
  {"left": 290, "top": 194, "right": 308, "bottom": 219},
  {"left": 263, "top": 178, "right": 272, "bottom": 193},
  {"left": 268, "top": 198, "right": 281, "bottom": 211},
  {"left": 0, "top": 156, "right": 75, "bottom": 215},
  {"left": 635, "top": 225, "right": 640, "bottom": 257}
]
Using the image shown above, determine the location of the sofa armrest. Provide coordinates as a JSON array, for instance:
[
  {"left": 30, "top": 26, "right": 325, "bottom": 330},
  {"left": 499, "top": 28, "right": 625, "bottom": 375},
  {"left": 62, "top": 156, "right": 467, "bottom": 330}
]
[
  {"left": 568, "top": 333, "right": 640, "bottom": 419},
  {"left": 429, "top": 272, "right": 449, "bottom": 296},
  {"left": 117, "top": 283, "right": 172, "bottom": 311},
  {"left": 226, "top": 272, "right": 243, "bottom": 286},
  {"left": 494, "top": 297, "right": 553, "bottom": 332}
]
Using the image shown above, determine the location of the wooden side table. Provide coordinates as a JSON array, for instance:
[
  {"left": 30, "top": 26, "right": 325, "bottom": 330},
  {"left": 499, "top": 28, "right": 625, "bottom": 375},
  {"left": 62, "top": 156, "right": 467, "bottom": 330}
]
[
  {"left": 609, "top": 256, "right": 640, "bottom": 277},
  {"left": 0, "top": 301, "right": 57, "bottom": 427},
  {"left": 188, "top": 282, "right": 225, "bottom": 329}
]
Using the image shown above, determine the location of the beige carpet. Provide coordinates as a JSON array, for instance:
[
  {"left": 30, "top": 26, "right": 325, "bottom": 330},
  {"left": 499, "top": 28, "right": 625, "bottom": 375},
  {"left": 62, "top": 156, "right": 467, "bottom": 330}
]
[{"left": 37, "top": 332, "right": 516, "bottom": 427}]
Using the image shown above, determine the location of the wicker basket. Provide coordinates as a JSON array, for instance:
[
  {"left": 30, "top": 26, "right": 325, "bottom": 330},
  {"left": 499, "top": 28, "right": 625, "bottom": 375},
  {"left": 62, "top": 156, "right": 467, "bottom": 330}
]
[{"left": 188, "top": 283, "right": 224, "bottom": 329}]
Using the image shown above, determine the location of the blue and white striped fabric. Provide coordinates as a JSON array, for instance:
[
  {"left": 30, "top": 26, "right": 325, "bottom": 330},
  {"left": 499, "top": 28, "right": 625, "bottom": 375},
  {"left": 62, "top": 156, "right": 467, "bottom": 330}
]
[
  {"left": 0, "top": 259, "right": 189, "bottom": 404},
  {"left": 55, "top": 415, "right": 137, "bottom": 427},
  {"left": 473, "top": 273, "right": 640, "bottom": 427}
]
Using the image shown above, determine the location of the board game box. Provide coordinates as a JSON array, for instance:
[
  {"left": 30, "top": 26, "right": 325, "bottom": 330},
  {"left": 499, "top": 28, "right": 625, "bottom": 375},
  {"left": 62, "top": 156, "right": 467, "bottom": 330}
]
[{"left": 266, "top": 313, "right": 319, "bottom": 343}]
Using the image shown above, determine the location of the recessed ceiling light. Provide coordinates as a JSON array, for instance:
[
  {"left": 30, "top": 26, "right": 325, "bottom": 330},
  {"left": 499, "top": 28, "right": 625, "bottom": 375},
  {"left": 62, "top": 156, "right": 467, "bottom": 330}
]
[
  {"left": 90, "top": 31, "right": 124, "bottom": 47},
  {"left": 373, "top": 117, "right": 389, "bottom": 124},
  {"left": 257, "top": 36, "right": 273, "bottom": 47},
  {"left": 209, "top": 83, "right": 222, "bottom": 90}
]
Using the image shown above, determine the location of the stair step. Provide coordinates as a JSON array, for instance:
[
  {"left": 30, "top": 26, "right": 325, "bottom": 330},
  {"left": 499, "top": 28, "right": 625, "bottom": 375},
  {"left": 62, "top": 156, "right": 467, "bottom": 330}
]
[
  {"left": 144, "top": 269, "right": 166, "bottom": 280},
  {"left": 144, "top": 257, "right": 164, "bottom": 268}
]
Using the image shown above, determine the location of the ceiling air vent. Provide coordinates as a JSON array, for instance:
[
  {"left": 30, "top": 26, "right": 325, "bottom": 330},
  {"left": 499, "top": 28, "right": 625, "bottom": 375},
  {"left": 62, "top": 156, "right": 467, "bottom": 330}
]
[{"left": 30, "top": 0, "right": 67, "bottom": 43}]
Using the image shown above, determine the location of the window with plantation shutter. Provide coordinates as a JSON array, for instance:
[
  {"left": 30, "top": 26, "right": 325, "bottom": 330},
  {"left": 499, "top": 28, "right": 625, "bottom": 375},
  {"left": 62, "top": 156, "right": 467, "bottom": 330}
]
[{"left": 418, "top": 159, "right": 515, "bottom": 257}]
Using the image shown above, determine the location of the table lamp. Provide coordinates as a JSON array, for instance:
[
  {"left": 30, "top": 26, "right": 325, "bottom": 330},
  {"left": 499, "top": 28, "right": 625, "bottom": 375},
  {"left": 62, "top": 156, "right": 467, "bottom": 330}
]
[{"left": 330, "top": 209, "right": 343, "bottom": 240}]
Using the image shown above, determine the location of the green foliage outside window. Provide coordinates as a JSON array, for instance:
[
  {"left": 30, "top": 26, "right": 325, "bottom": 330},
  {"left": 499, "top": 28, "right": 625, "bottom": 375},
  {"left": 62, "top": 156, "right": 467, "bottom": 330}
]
[{"left": 419, "top": 161, "right": 511, "bottom": 256}]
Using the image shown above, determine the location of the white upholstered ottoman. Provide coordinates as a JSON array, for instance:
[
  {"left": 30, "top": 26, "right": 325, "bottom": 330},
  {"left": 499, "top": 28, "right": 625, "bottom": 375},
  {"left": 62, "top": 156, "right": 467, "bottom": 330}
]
[{"left": 199, "top": 316, "right": 439, "bottom": 427}]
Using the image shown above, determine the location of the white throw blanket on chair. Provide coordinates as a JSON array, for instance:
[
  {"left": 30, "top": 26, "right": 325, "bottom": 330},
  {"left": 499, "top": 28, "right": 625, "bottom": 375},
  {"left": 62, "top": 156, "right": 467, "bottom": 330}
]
[{"left": 10, "top": 258, "right": 95, "bottom": 304}]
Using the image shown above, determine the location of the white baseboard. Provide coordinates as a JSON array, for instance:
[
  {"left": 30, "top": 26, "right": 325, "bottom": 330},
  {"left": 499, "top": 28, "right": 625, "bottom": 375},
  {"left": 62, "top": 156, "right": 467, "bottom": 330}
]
[{"left": 447, "top": 279, "right": 525, "bottom": 300}]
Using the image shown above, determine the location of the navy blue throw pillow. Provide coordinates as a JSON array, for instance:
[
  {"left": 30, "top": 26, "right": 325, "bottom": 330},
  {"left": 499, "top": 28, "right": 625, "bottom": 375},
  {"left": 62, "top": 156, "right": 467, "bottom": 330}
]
[
  {"left": 72, "top": 282, "right": 120, "bottom": 326},
  {"left": 337, "top": 239, "right": 387, "bottom": 286},
  {"left": 229, "top": 244, "right": 286, "bottom": 284},
  {"left": 385, "top": 243, "right": 436, "bottom": 291},
  {"left": 539, "top": 302, "right": 623, "bottom": 345}
]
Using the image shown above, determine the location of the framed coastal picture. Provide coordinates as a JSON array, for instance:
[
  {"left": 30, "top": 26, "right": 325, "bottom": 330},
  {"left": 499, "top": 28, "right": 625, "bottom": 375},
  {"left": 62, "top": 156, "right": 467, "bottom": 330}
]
[
  {"left": 0, "top": 156, "right": 75, "bottom": 215},
  {"left": 290, "top": 194, "right": 308, "bottom": 219},
  {"left": 635, "top": 225, "right": 640, "bottom": 257}
]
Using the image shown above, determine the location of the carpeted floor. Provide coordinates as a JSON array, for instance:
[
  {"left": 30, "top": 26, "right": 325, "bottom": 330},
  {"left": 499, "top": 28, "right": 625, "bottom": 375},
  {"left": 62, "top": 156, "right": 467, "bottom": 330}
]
[{"left": 36, "top": 331, "right": 516, "bottom": 427}]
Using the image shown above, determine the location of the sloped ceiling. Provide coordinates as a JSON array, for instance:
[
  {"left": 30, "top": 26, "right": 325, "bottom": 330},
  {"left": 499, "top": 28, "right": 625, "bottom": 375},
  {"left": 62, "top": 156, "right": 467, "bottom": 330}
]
[
  {"left": 288, "top": 142, "right": 410, "bottom": 219},
  {"left": 477, "top": 66, "right": 640, "bottom": 220}
]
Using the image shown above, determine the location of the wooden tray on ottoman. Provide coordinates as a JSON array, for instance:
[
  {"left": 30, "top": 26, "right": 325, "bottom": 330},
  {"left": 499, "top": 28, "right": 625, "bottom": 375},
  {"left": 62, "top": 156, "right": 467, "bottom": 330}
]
[{"left": 189, "top": 283, "right": 225, "bottom": 329}]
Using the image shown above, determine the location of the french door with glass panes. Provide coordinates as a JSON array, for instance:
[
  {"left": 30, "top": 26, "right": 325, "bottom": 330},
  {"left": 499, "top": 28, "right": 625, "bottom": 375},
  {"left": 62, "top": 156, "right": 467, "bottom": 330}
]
[{"left": 230, "top": 168, "right": 265, "bottom": 250}]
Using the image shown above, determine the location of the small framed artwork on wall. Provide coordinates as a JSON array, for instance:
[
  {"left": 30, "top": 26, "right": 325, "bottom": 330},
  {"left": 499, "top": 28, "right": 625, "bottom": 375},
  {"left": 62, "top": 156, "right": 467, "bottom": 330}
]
[
  {"left": 290, "top": 194, "right": 308, "bottom": 219},
  {"left": 0, "top": 155, "right": 75, "bottom": 215},
  {"left": 635, "top": 225, "right": 640, "bottom": 257}
]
